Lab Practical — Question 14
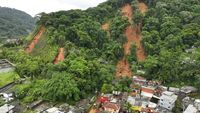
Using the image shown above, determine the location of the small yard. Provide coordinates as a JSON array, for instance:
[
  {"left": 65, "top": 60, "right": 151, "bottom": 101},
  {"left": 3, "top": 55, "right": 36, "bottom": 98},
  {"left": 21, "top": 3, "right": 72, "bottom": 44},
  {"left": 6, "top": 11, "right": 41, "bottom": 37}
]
[{"left": 0, "top": 72, "right": 19, "bottom": 87}]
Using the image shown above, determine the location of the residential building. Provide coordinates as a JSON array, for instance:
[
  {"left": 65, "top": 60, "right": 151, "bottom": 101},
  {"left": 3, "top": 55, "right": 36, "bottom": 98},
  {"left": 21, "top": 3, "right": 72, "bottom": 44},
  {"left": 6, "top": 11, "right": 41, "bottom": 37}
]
[
  {"left": 169, "top": 87, "right": 180, "bottom": 94},
  {"left": 141, "top": 86, "right": 155, "bottom": 98},
  {"left": 148, "top": 96, "right": 160, "bottom": 108},
  {"left": 159, "top": 91, "right": 178, "bottom": 110},
  {"left": 44, "top": 107, "right": 64, "bottom": 113},
  {"left": 102, "top": 102, "right": 120, "bottom": 113},
  {"left": 183, "top": 104, "right": 197, "bottom": 113},
  {"left": 127, "top": 96, "right": 135, "bottom": 106},
  {"left": 181, "top": 86, "right": 197, "bottom": 94},
  {"left": 0, "top": 104, "right": 15, "bottom": 113},
  {"left": 194, "top": 99, "right": 200, "bottom": 111},
  {"left": 0, "top": 59, "right": 15, "bottom": 73},
  {"left": 133, "top": 76, "right": 147, "bottom": 86}
]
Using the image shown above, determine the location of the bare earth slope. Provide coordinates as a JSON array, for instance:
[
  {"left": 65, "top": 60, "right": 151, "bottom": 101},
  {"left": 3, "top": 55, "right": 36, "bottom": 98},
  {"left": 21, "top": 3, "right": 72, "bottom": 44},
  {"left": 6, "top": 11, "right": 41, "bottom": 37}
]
[
  {"left": 116, "top": 2, "right": 147, "bottom": 77},
  {"left": 54, "top": 48, "right": 65, "bottom": 64},
  {"left": 25, "top": 27, "right": 45, "bottom": 53}
]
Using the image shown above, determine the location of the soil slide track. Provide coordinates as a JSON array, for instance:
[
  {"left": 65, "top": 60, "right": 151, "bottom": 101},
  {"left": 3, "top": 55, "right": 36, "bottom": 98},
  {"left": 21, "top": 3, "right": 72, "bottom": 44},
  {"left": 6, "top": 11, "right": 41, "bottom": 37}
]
[
  {"left": 136, "top": 1, "right": 147, "bottom": 61},
  {"left": 138, "top": 1, "right": 148, "bottom": 14},
  {"left": 54, "top": 48, "right": 65, "bottom": 64},
  {"left": 116, "top": 2, "right": 147, "bottom": 77},
  {"left": 116, "top": 4, "right": 134, "bottom": 78},
  {"left": 25, "top": 26, "right": 45, "bottom": 53}
]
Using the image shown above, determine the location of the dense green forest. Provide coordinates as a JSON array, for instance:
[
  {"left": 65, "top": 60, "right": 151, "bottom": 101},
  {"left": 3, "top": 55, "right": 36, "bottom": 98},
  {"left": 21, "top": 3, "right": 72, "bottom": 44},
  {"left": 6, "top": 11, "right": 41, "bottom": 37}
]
[
  {"left": 0, "top": 7, "right": 35, "bottom": 41},
  {"left": 1, "top": 0, "right": 200, "bottom": 104},
  {"left": 141, "top": 0, "right": 200, "bottom": 88}
]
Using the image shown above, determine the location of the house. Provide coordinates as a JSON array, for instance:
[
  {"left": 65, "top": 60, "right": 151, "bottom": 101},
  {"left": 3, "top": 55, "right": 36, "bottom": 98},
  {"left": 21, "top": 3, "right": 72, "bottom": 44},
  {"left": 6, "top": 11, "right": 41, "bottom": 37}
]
[
  {"left": 0, "top": 104, "right": 15, "bottom": 113},
  {"left": 183, "top": 104, "right": 197, "bottom": 113},
  {"left": 102, "top": 102, "right": 120, "bottom": 113},
  {"left": 168, "top": 87, "right": 180, "bottom": 94},
  {"left": 133, "top": 76, "right": 147, "bottom": 86},
  {"left": 194, "top": 99, "right": 200, "bottom": 111},
  {"left": 5, "top": 38, "right": 20, "bottom": 45},
  {"left": 0, "top": 59, "right": 15, "bottom": 73},
  {"left": 141, "top": 86, "right": 155, "bottom": 98},
  {"left": 180, "top": 86, "right": 197, "bottom": 94},
  {"left": 127, "top": 96, "right": 135, "bottom": 105},
  {"left": 158, "top": 91, "right": 178, "bottom": 110},
  {"left": 182, "top": 97, "right": 193, "bottom": 110},
  {"left": 44, "top": 107, "right": 64, "bottom": 113},
  {"left": 99, "top": 96, "right": 109, "bottom": 103},
  {"left": 0, "top": 93, "right": 14, "bottom": 102},
  {"left": 148, "top": 96, "right": 160, "bottom": 108},
  {"left": 141, "top": 107, "right": 158, "bottom": 113}
]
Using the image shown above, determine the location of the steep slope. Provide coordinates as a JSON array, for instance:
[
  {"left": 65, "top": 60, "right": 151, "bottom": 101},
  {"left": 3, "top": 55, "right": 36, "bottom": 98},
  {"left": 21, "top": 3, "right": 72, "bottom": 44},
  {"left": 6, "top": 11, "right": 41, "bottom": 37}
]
[
  {"left": 0, "top": 7, "right": 35, "bottom": 39},
  {"left": 25, "top": 26, "right": 45, "bottom": 53},
  {"left": 116, "top": 4, "right": 133, "bottom": 78},
  {"left": 54, "top": 48, "right": 65, "bottom": 64},
  {"left": 136, "top": 1, "right": 147, "bottom": 61},
  {"left": 116, "top": 2, "right": 147, "bottom": 77}
]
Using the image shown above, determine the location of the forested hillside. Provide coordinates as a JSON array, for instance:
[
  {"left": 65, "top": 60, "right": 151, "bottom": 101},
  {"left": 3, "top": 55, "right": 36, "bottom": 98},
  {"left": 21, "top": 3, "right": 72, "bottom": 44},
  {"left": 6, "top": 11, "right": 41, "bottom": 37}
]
[
  {"left": 141, "top": 0, "right": 200, "bottom": 88},
  {"left": 0, "top": 7, "right": 35, "bottom": 40},
  {"left": 1, "top": 0, "right": 200, "bottom": 106}
]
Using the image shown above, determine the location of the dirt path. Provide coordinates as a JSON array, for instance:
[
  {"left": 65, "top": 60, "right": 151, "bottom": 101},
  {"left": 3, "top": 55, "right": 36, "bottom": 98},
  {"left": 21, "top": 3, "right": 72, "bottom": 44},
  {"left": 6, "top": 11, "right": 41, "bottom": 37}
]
[
  {"left": 116, "top": 2, "right": 147, "bottom": 77},
  {"left": 54, "top": 48, "right": 65, "bottom": 64},
  {"left": 25, "top": 26, "right": 45, "bottom": 53}
]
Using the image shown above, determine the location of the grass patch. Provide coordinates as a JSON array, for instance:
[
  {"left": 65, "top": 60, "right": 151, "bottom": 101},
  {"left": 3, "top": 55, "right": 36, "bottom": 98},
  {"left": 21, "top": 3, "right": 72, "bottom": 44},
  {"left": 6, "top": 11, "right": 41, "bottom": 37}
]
[
  {"left": 31, "top": 33, "right": 58, "bottom": 62},
  {"left": 0, "top": 72, "right": 19, "bottom": 87}
]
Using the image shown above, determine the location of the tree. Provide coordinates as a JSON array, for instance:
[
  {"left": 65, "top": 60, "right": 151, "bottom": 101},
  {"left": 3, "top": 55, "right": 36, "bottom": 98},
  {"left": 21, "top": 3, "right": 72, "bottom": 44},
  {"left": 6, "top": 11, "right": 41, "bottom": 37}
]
[
  {"left": 101, "top": 84, "right": 114, "bottom": 93},
  {"left": 43, "top": 72, "right": 80, "bottom": 102}
]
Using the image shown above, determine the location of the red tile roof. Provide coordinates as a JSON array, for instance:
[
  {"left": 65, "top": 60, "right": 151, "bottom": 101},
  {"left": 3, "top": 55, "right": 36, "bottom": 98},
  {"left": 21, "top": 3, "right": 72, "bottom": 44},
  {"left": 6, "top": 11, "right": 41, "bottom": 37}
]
[
  {"left": 141, "top": 87, "right": 155, "bottom": 94},
  {"left": 100, "top": 96, "right": 109, "bottom": 103},
  {"left": 102, "top": 102, "right": 120, "bottom": 111}
]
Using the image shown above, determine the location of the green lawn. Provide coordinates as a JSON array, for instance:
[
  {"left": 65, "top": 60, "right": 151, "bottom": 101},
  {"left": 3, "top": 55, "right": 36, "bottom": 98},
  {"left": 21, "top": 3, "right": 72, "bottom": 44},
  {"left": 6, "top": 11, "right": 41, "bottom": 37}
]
[{"left": 0, "top": 72, "right": 19, "bottom": 87}]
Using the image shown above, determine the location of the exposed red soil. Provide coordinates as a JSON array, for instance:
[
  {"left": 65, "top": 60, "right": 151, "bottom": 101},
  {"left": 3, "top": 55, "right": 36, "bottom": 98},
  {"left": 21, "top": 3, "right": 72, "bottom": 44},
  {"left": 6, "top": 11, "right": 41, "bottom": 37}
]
[
  {"left": 25, "top": 27, "right": 45, "bottom": 53},
  {"left": 137, "top": 1, "right": 148, "bottom": 61},
  {"left": 116, "top": 58, "right": 132, "bottom": 77},
  {"left": 54, "top": 48, "right": 65, "bottom": 64},
  {"left": 116, "top": 3, "right": 147, "bottom": 77},
  {"left": 121, "top": 4, "right": 133, "bottom": 23},
  {"left": 101, "top": 22, "right": 111, "bottom": 37},
  {"left": 116, "top": 4, "right": 134, "bottom": 78},
  {"left": 101, "top": 23, "right": 109, "bottom": 31},
  {"left": 138, "top": 2, "right": 148, "bottom": 14}
]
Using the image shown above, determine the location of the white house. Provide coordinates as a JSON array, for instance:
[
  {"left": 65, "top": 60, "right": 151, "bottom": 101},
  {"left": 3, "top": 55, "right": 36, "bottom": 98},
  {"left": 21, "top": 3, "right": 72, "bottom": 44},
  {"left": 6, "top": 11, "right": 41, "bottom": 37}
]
[
  {"left": 158, "top": 91, "right": 178, "bottom": 110},
  {"left": 0, "top": 104, "right": 15, "bottom": 113},
  {"left": 127, "top": 96, "right": 135, "bottom": 106},
  {"left": 194, "top": 99, "right": 200, "bottom": 111},
  {"left": 183, "top": 104, "right": 197, "bottom": 113},
  {"left": 45, "top": 107, "right": 64, "bottom": 113}
]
